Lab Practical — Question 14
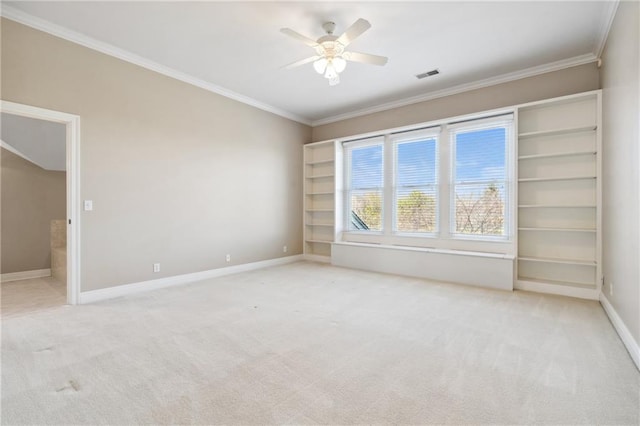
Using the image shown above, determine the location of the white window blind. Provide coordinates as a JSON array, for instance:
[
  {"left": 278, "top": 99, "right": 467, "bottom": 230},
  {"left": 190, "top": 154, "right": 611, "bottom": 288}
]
[
  {"left": 394, "top": 136, "right": 438, "bottom": 233},
  {"left": 345, "top": 139, "right": 384, "bottom": 231},
  {"left": 451, "top": 120, "right": 511, "bottom": 237}
]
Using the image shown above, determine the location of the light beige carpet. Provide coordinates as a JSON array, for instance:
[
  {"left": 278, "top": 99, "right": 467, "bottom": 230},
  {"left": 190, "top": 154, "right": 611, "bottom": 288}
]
[{"left": 2, "top": 261, "right": 638, "bottom": 424}]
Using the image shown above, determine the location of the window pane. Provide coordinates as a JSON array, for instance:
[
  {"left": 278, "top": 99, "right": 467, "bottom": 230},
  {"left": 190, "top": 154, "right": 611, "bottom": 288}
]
[
  {"left": 454, "top": 182, "right": 505, "bottom": 235},
  {"left": 350, "top": 190, "right": 382, "bottom": 231},
  {"left": 395, "top": 139, "right": 437, "bottom": 233},
  {"left": 455, "top": 128, "right": 505, "bottom": 183},
  {"left": 453, "top": 127, "right": 507, "bottom": 236},
  {"left": 348, "top": 144, "right": 383, "bottom": 231},
  {"left": 351, "top": 145, "right": 383, "bottom": 190}
]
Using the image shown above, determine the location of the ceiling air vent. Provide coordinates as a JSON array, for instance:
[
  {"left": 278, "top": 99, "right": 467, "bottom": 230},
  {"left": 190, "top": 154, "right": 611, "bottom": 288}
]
[{"left": 416, "top": 69, "right": 440, "bottom": 79}]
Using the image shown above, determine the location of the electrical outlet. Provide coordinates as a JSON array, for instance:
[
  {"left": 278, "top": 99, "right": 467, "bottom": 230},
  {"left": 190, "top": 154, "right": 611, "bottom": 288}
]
[
  {"left": 226, "top": 254, "right": 231, "bottom": 262},
  {"left": 153, "top": 263, "right": 160, "bottom": 273},
  {"left": 283, "top": 245, "right": 288, "bottom": 253}
]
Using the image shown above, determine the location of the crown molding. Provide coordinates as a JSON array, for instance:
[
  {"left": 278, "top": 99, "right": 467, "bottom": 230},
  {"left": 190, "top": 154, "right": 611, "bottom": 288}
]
[
  {"left": 311, "top": 53, "right": 598, "bottom": 126},
  {"left": 594, "top": 0, "right": 620, "bottom": 58},
  {"left": 0, "top": 5, "right": 312, "bottom": 126}
]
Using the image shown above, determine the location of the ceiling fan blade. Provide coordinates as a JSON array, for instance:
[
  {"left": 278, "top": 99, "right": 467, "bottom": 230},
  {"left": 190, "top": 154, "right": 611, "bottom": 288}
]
[
  {"left": 343, "top": 51, "right": 388, "bottom": 66},
  {"left": 282, "top": 55, "right": 321, "bottom": 70},
  {"left": 280, "top": 28, "right": 319, "bottom": 47},
  {"left": 336, "top": 18, "right": 371, "bottom": 47}
]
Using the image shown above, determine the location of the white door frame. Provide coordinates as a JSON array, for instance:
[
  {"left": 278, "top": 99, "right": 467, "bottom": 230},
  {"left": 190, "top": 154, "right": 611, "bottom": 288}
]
[{"left": 1, "top": 100, "right": 81, "bottom": 305}]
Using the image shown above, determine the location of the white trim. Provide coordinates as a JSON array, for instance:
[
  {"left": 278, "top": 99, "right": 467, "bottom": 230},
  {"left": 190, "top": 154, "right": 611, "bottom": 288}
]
[
  {"left": 1, "top": 268, "right": 51, "bottom": 282},
  {"left": 0, "top": 139, "right": 41, "bottom": 167},
  {"left": 302, "top": 254, "right": 331, "bottom": 263},
  {"left": 79, "top": 255, "right": 303, "bottom": 304},
  {"left": 515, "top": 279, "right": 599, "bottom": 300},
  {"left": 600, "top": 293, "right": 640, "bottom": 371},
  {"left": 594, "top": 0, "right": 620, "bottom": 58},
  {"left": 0, "top": 5, "right": 311, "bottom": 126},
  {"left": 1, "top": 100, "right": 81, "bottom": 305},
  {"left": 312, "top": 54, "right": 598, "bottom": 126}
]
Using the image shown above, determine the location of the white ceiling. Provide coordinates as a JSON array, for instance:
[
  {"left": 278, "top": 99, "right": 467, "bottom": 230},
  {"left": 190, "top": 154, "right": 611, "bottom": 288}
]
[
  {"left": 3, "top": 1, "right": 616, "bottom": 125},
  {"left": 1, "top": 113, "right": 66, "bottom": 171}
]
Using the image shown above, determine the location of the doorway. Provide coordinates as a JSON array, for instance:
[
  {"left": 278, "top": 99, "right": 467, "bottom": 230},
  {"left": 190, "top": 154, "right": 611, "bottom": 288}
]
[{"left": 1, "top": 101, "right": 80, "bottom": 307}]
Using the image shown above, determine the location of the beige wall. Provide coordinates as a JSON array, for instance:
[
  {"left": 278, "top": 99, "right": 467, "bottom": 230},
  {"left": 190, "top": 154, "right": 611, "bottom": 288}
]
[
  {"left": 312, "top": 63, "right": 600, "bottom": 142},
  {"left": 1, "top": 147, "right": 66, "bottom": 274},
  {"left": 600, "top": 1, "right": 640, "bottom": 345},
  {"left": 1, "top": 19, "right": 311, "bottom": 291}
]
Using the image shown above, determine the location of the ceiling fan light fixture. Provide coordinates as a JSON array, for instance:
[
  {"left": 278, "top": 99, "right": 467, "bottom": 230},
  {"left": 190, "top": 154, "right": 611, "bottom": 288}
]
[
  {"left": 313, "top": 57, "right": 328, "bottom": 74},
  {"left": 281, "top": 18, "right": 387, "bottom": 87},
  {"left": 333, "top": 56, "right": 347, "bottom": 73},
  {"left": 324, "top": 62, "right": 338, "bottom": 80}
]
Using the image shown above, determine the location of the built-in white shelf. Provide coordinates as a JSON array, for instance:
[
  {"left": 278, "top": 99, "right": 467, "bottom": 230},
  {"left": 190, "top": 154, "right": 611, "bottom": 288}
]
[
  {"left": 518, "top": 256, "right": 595, "bottom": 267},
  {"left": 304, "top": 141, "right": 337, "bottom": 260},
  {"left": 518, "top": 150, "right": 596, "bottom": 160},
  {"left": 306, "top": 173, "right": 334, "bottom": 179},
  {"left": 518, "top": 125, "right": 596, "bottom": 139},
  {"left": 517, "top": 276, "right": 595, "bottom": 289},
  {"left": 518, "top": 175, "right": 596, "bottom": 183},
  {"left": 306, "top": 159, "right": 334, "bottom": 165},
  {"left": 516, "top": 91, "right": 601, "bottom": 295},
  {"left": 518, "top": 227, "right": 596, "bottom": 233},
  {"left": 518, "top": 204, "right": 596, "bottom": 208}
]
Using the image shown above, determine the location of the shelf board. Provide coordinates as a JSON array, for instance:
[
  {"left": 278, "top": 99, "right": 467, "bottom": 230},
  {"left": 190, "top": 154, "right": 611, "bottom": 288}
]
[
  {"left": 518, "top": 150, "right": 596, "bottom": 160},
  {"left": 519, "top": 226, "right": 596, "bottom": 233},
  {"left": 306, "top": 159, "right": 334, "bottom": 165},
  {"left": 306, "top": 239, "right": 332, "bottom": 244},
  {"left": 517, "top": 276, "right": 596, "bottom": 289},
  {"left": 306, "top": 191, "right": 334, "bottom": 196},
  {"left": 518, "top": 227, "right": 596, "bottom": 233},
  {"left": 306, "top": 223, "right": 334, "bottom": 227},
  {"left": 306, "top": 174, "right": 334, "bottom": 179},
  {"left": 518, "top": 125, "right": 596, "bottom": 139},
  {"left": 518, "top": 204, "right": 596, "bottom": 208},
  {"left": 305, "top": 209, "right": 333, "bottom": 212},
  {"left": 518, "top": 256, "right": 596, "bottom": 266},
  {"left": 518, "top": 175, "right": 596, "bottom": 182}
]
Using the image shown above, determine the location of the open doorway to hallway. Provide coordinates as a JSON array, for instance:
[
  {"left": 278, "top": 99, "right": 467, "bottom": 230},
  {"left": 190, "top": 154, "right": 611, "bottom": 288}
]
[
  {"left": 0, "top": 101, "right": 80, "bottom": 315},
  {"left": 1, "top": 113, "right": 67, "bottom": 315}
]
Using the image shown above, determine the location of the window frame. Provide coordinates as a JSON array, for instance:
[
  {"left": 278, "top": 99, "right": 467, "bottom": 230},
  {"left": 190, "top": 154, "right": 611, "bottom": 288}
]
[
  {"left": 448, "top": 117, "right": 514, "bottom": 241},
  {"left": 391, "top": 128, "right": 440, "bottom": 237},
  {"left": 343, "top": 136, "right": 385, "bottom": 235},
  {"left": 340, "top": 111, "right": 515, "bottom": 253}
]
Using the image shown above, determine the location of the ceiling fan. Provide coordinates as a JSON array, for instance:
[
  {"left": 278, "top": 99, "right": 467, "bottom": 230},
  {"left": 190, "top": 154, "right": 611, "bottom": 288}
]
[{"left": 280, "top": 18, "right": 388, "bottom": 86}]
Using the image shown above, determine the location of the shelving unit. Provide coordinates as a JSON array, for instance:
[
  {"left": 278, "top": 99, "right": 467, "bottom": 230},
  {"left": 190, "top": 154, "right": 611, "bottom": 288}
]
[
  {"left": 516, "top": 91, "right": 601, "bottom": 296},
  {"left": 303, "top": 140, "right": 337, "bottom": 261}
]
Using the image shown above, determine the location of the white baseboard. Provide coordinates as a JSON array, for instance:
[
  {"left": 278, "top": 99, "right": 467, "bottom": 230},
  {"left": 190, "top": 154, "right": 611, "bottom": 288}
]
[
  {"left": 302, "top": 254, "right": 331, "bottom": 263},
  {"left": 515, "top": 279, "right": 600, "bottom": 300},
  {"left": 1, "top": 268, "right": 51, "bottom": 282},
  {"left": 79, "top": 255, "right": 303, "bottom": 304},
  {"left": 600, "top": 293, "right": 640, "bottom": 371}
]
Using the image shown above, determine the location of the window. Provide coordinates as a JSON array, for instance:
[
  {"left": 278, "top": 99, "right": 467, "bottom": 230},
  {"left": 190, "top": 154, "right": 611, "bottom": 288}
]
[
  {"left": 394, "top": 135, "right": 438, "bottom": 233},
  {"left": 451, "top": 121, "right": 510, "bottom": 238},
  {"left": 341, "top": 114, "right": 513, "bottom": 249},
  {"left": 345, "top": 139, "right": 384, "bottom": 232}
]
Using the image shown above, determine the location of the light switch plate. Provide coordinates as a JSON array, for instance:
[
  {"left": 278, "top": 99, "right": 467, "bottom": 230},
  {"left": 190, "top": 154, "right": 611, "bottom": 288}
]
[{"left": 84, "top": 200, "right": 93, "bottom": 211}]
